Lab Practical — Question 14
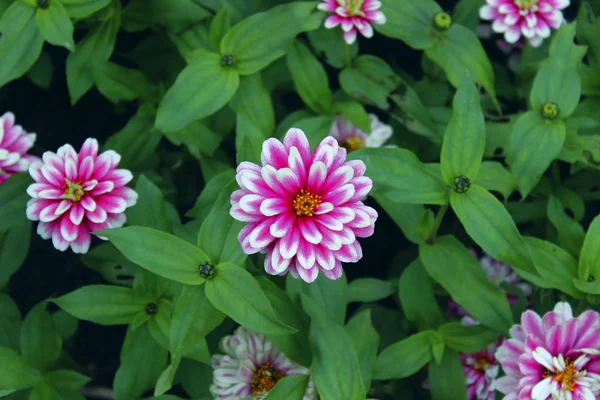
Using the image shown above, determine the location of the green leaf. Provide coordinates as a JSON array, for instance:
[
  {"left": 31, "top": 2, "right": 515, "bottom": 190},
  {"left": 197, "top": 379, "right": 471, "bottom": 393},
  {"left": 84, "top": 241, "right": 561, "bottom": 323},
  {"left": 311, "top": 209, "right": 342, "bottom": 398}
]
[
  {"left": 347, "top": 278, "right": 395, "bottom": 303},
  {"left": 205, "top": 263, "right": 296, "bottom": 335},
  {"left": 285, "top": 116, "right": 335, "bottom": 151},
  {"left": 229, "top": 72, "right": 275, "bottom": 135},
  {"left": 301, "top": 295, "right": 366, "bottom": 400},
  {"left": 440, "top": 76, "right": 485, "bottom": 184},
  {"left": 374, "top": 330, "right": 440, "bottom": 380},
  {"left": 26, "top": 50, "right": 53, "bottom": 89},
  {"left": 345, "top": 310, "right": 379, "bottom": 391},
  {"left": 29, "top": 380, "right": 53, "bottom": 400},
  {"left": 20, "top": 302, "right": 62, "bottom": 372},
  {"left": 0, "top": 347, "right": 40, "bottom": 390},
  {"left": 306, "top": 25, "right": 358, "bottom": 69},
  {"left": 148, "top": 298, "right": 172, "bottom": 351},
  {"left": 374, "top": 0, "right": 442, "bottom": 49},
  {"left": 54, "top": 285, "right": 153, "bottom": 325},
  {"left": 287, "top": 39, "right": 332, "bottom": 114},
  {"left": 267, "top": 375, "right": 310, "bottom": 400},
  {"left": 428, "top": 349, "right": 467, "bottom": 400},
  {"left": 450, "top": 185, "right": 539, "bottom": 280},
  {"left": 547, "top": 195, "right": 585, "bottom": 258},
  {"left": 168, "top": 23, "right": 213, "bottom": 61},
  {"left": 186, "top": 170, "right": 235, "bottom": 223},
  {"left": 372, "top": 190, "right": 426, "bottom": 245},
  {"left": 0, "top": 221, "right": 31, "bottom": 288},
  {"left": 579, "top": 214, "right": 600, "bottom": 282},
  {"left": 419, "top": 235, "right": 513, "bottom": 333},
  {"left": 51, "top": 311, "right": 78, "bottom": 342},
  {"left": 0, "top": 294, "right": 23, "bottom": 351},
  {"left": 127, "top": 175, "right": 171, "bottom": 232},
  {"left": 155, "top": 50, "right": 239, "bottom": 133},
  {"left": 452, "top": 0, "right": 486, "bottom": 31},
  {"left": 80, "top": 242, "right": 138, "bottom": 286},
  {"left": 0, "top": 173, "right": 31, "bottom": 231},
  {"left": 170, "top": 285, "right": 225, "bottom": 362},
  {"left": 66, "top": 8, "right": 119, "bottom": 104},
  {"left": 98, "top": 227, "right": 210, "bottom": 285},
  {"left": 348, "top": 148, "right": 448, "bottom": 205},
  {"left": 530, "top": 24, "right": 587, "bottom": 119},
  {"left": 507, "top": 111, "right": 566, "bottom": 198},
  {"left": 524, "top": 237, "right": 582, "bottom": 298},
  {"left": 60, "top": 0, "right": 110, "bottom": 18},
  {"left": 35, "top": 0, "right": 75, "bottom": 51},
  {"left": 209, "top": 7, "right": 231, "bottom": 50},
  {"left": 0, "top": 2, "right": 44, "bottom": 88},
  {"left": 438, "top": 322, "right": 499, "bottom": 354},
  {"left": 44, "top": 371, "right": 90, "bottom": 391},
  {"left": 286, "top": 273, "right": 347, "bottom": 326},
  {"left": 399, "top": 259, "right": 444, "bottom": 331},
  {"left": 220, "top": 2, "right": 320, "bottom": 75},
  {"left": 197, "top": 181, "right": 246, "bottom": 266},
  {"left": 339, "top": 55, "right": 401, "bottom": 109},
  {"left": 331, "top": 101, "right": 370, "bottom": 133},
  {"left": 122, "top": 0, "right": 210, "bottom": 31},
  {"left": 93, "top": 62, "right": 155, "bottom": 104},
  {"left": 114, "top": 325, "right": 168, "bottom": 400},
  {"left": 425, "top": 24, "right": 498, "bottom": 107},
  {"left": 476, "top": 161, "right": 516, "bottom": 199}
]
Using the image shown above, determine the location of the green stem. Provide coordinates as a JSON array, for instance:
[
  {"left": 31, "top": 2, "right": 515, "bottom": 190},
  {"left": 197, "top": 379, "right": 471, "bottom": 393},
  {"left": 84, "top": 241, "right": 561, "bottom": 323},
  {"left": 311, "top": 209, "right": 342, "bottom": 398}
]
[
  {"left": 427, "top": 204, "right": 449, "bottom": 245},
  {"left": 344, "top": 43, "right": 352, "bottom": 67}
]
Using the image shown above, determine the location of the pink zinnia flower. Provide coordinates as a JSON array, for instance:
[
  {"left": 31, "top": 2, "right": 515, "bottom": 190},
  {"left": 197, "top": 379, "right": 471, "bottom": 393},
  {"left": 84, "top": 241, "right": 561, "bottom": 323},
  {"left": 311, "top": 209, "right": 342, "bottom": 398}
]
[
  {"left": 317, "top": 0, "right": 386, "bottom": 45},
  {"left": 0, "top": 112, "right": 39, "bottom": 185},
  {"left": 229, "top": 128, "right": 377, "bottom": 283},
  {"left": 495, "top": 302, "right": 600, "bottom": 400},
  {"left": 211, "top": 327, "right": 316, "bottom": 400},
  {"left": 26, "top": 138, "right": 138, "bottom": 254},
  {"left": 329, "top": 114, "right": 393, "bottom": 152},
  {"left": 479, "top": 0, "right": 569, "bottom": 47},
  {"left": 449, "top": 252, "right": 532, "bottom": 317}
]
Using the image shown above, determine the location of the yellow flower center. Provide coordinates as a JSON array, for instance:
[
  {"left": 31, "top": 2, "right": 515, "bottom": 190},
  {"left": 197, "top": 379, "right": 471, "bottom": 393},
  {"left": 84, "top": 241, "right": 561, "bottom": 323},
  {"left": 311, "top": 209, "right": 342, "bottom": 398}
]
[
  {"left": 251, "top": 362, "right": 284, "bottom": 396},
  {"left": 515, "top": 0, "right": 539, "bottom": 9},
  {"left": 341, "top": 136, "right": 365, "bottom": 152},
  {"left": 339, "top": 0, "right": 365, "bottom": 17},
  {"left": 293, "top": 189, "right": 322, "bottom": 217},
  {"left": 542, "top": 358, "right": 584, "bottom": 392},
  {"left": 61, "top": 179, "right": 85, "bottom": 202}
]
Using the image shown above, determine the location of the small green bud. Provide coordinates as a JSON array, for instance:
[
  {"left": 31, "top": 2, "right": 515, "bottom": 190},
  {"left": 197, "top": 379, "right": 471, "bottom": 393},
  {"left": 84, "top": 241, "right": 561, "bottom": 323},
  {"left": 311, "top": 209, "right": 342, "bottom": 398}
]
[
  {"left": 454, "top": 176, "right": 471, "bottom": 194},
  {"left": 199, "top": 261, "right": 216, "bottom": 279},
  {"left": 433, "top": 12, "right": 451, "bottom": 31},
  {"left": 541, "top": 102, "right": 559, "bottom": 120},
  {"left": 221, "top": 55, "right": 235, "bottom": 68},
  {"left": 145, "top": 302, "right": 158, "bottom": 315},
  {"left": 37, "top": 0, "right": 49, "bottom": 8}
]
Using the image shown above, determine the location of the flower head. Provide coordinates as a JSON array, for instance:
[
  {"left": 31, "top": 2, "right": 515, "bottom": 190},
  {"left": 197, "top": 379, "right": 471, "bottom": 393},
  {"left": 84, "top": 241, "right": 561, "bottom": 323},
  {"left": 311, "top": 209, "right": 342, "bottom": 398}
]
[
  {"left": 211, "top": 327, "right": 316, "bottom": 400},
  {"left": 0, "top": 112, "right": 39, "bottom": 185},
  {"left": 449, "top": 252, "right": 532, "bottom": 317},
  {"left": 495, "top": 302, "right": 600, "bottom": 400},
  {"left": 230, "top": 128, "right": 377, "bottom": 283},
  {"left": 479, "top": 0, "right": 569, "bottom": 47},
  {"left": 318, "top": 0, "right": 386, "bottom": 45},
  {"left": 329, "top": 114, "right": 393, "bottom": 152},
  {"left": 26, "top": 138, "right": 138, "bottom": 254}
]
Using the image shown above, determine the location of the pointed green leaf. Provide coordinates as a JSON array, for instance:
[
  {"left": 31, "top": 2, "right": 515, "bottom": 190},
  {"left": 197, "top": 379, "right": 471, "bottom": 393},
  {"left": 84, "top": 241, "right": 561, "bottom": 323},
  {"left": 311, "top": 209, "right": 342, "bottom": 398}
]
[
  {"left": 0, "top": 347, "right": 40, "bottom": 390},
  {"left": 286, "top": 273, "right": 347, "bottom": 326},
  {"left": 476, "top": 161, "right": 516, "bottom": 199},
  {"left": 438, "top": 322, "right": 499, "bottom": 354},
  {"left": 579, "top": 214, "right": 600, "bottom": 282},
  {"left": 127, "top": 175, "right": 171, "bottom": 232},
  {"left": 35, "top": 0, "right": 75, "bottom": 51},
  {"left": 399, "top": 259, "right": 444, "bottom": 330},
  {"left": 20, "top": 302, "right": 62, "bottom": 372},
  {"left": 44, "top": 370, "right": 90, "bottom": 391},
  {"left": 0, "top": 221, "right": 31, "bottom": 288},
  {"left": 345, "top": 310, "right": 379, "bottom": 390},
  {"left": 428, "top": 349, "right": 467, "bottom": 400},
  {"left": 60, "top": 0, "right": 110, "bottom": 18},
  {"left": 374, "top": 330, "right": 440, "bottom": 380},
  {"left": 347, "top": 278, "right": 395, "bottom": 303},
  {"left": 267, "top": 375, "right": 310, "bottom": 400}
]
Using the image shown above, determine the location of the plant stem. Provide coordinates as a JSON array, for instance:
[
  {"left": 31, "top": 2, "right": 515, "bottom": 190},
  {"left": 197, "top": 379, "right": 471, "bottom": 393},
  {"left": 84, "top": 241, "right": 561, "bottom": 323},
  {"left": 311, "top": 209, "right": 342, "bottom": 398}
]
[
  {"left": 344, "top": 43, "right": 352, "bottom": 67},
  {"left": 427, "top": 204, "right": 449, "bottom": 244}
]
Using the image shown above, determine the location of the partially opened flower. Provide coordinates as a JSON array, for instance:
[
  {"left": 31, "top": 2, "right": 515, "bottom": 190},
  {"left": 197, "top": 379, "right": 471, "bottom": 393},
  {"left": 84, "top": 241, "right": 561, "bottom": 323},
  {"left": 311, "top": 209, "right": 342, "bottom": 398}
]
[
  {"left": 211, "top": 327, "right": 316, "bottom": 400},
  {"left": 317, "top": 0, "right": 386, "bottom": 45},
  {"left": 26, "top": 138, "right": 138, "bottom": 254},
  {"left": 495, "top": 302, "right": 600, "bottom": 400},
  {"left": 329, "top": 114, "right": 393, "bottom": 152},
  {"left": 230, "top": 128, "right": 377, "bottom": 283},
  {"left": 449, "top": 252, "right": 532, "bottom": 317},
  {"left": 479, "top": 0, "right": 569, "bottom": 47},
  {"left": 0, "top": 112, "right": 39, "bottom": 185}
]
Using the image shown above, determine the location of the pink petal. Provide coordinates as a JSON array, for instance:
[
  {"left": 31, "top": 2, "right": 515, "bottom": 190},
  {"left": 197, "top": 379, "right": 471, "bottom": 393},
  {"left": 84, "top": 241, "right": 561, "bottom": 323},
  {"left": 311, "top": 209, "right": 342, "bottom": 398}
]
[
  {"left": 261, "top": 138, "right": 288, "bottom": 169},
  {"left": 86, "top": 206, "right": 108, "bottom": 224},
  {"left": 52, "top": 229, "right": 70, "bottom": 251},
  {"left": 111, "top": 187, "right": 137, "bottom": 207},
  {"left": 57, "top": 144, "right": 78, "bottom": 162},
  {"left": 80, "top": 196, "right": 97, "bottom": 212},
  {"left": 55, "top": 199, "right": 72, "bottom": 215},
  {"left": 95, "top": 195, "right": 127, "bottom": 214},
  {"left": 521, "top": 310, "right": 544, "bottom": 339},
  {"left": 315, "top": 245, "right": 335, "bottom": 271},
  {"left": 230, "top": 204, "right": 263, "bottom": 222},
  {"left": 40, "top": 202, "right": 62, "bottom": 222},
  {"left": 283, "top": 128, "right": 311, "bottom": 164},
  {"left": 269, "top": 212, "right": 295, "bottom": 238},
  {"left": 295, "top": 262, "right": 319, "bottom": 283},
  {"left": 65, "top": 157, "right": 78, "bottom": 181},
  {"left": 270, "top": 242, "right": 292, "bottom": 274},
  {"left": 298, "top": 218, "right": 323, "bottom": 244},
  {"left": 260, "top": 197, "right": 291, "bottom": 217},
  {"left": 296, "top": 238, "right": 316, "bottom": 269},
  {"left": 324, "top": 183, "right": 355, "bottom": 205},
  {"left": 239, "top": 194, "right": 264, "bottom": 214},
  {"left": 306, "top": 161, "right": 327, "bottom": 193},
  {"left": 104, "top": 169, "right": 133, "bottom": 187},
  {"left": 70, "top": 203, "right": 85, "bottom": 225},
  {"left": 247, "top": 219, "right": 276, "bottom": 250},
  {"left": 28, "top": 161, "right": 44, "bottom": 183},
  {"left": 60, "top": 215, "right": 79, "bottom": 242},
  {"left": 37, "top": 221, "right": 56, "bottom": 240},
  {"left": 27, "top": 183, "right": 56, "bottom": 198},
  {"left": 79, "top": 138, "right": 98, "bottom": 160},
  {"left": 288, "top": 146, "right": 307, "bottom": 185},
  {"left": 71, "top": 226, "right": 91, "bottom": 254},
  {"left": 319, "top": 225, "right": 343, "bottom": 251},
  {"left": 314, "top": 214, "right": 343, "bottom": 231},
  {"left": 90, "top": 181, "right": 115, "bottom": 196},
  {"left": 348, "top": 176, "right": 373, "bottom": 202},
  {"left": 26, "top": 199, "right": 52, "bottom": 221},
  {"left": 321, "top": 260, "right": 343, "bottom": 280},
  {"left": 275, "top": 168, "right": 302, "bottom": 196},
  {"left": 40, "top": 163, "right": 64, "bottom": 187},
  {"left": 78, "top": 156, "right": 94, "bottom": 182},
  {"left": 279, "top": 225, "right": 301, "bottom": 259}
]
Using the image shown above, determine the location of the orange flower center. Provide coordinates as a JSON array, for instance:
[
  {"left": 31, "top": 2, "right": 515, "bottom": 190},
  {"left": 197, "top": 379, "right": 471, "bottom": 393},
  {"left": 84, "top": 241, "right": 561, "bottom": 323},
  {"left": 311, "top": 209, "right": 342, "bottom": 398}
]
[
  {"left": 473, "top": 355, "right": 491, "bottom": 373},
  {"left": 340, "top": 0, "right": 365, "bottom": 17},
  {"left": 341, "top": 136, "right": 365, "bottom": 152},
  {"left": 542, "top": 358, "right": 583, "bottom": 392},
  {"left": 293, "top": 189, "right": 322, "bottom": 217},
  {"left": 61, "top": 179, "right": 85, "bottom": 202},
  {"left": 251, "top": 362, "right": 284, "bottom": 396}
]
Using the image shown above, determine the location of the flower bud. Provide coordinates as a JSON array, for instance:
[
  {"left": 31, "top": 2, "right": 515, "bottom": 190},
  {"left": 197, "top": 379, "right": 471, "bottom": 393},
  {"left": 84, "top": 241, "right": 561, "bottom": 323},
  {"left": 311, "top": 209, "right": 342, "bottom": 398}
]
[
  {"left": 433, "top": 12, "right": 451, "bottom": 31},
  {"left": 221, "top": 55, "right": 235, "bottom": 68},
  {"left": 454, "top": 176, "right": 471, "bottom": 194},
  {"left": 199, "top": 261, "right": 216, "bottom": 279},
  {"left": 541, "top": 102, "right": 559, "bottom": 120},
  {"left": 145, "top": 302, "right": 158, "bottom": 315}
]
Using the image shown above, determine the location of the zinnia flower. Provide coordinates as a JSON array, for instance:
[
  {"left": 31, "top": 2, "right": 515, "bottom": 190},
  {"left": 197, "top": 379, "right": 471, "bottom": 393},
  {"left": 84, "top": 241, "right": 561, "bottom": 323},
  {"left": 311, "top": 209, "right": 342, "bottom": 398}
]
[
  {"left": 449, "top": 252, "right": 532, "bottom": 317},
  {"left": 230, "top": 128, "right": 377, "bottom": 283},
  {"left": 495, "top": 302, "right": 600, "bottom": 400},
  {"left": 0, "top": 112, "right": 39, "bottom": 185},
  {"left": 317, "top": 0, "right": 386, "bottom": 45},
  {"left": 211, "top": 327, "right": 316, "bottom": 400},
  {"left": 479, "top": 0, "right": 569, "bottom": 47},
  {"left": 329, "top": 114, "right": 393, "bottom": 152},
  {"left": 26, "top": 138, "right": 137, "bottom": 254}
]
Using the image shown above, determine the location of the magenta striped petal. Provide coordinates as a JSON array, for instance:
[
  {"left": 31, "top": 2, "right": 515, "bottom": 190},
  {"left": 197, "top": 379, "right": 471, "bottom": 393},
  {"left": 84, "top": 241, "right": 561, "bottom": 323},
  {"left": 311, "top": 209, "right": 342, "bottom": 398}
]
[
  {"left": 70, "top": 203, "right": 85, "bottom": 225},
  {"left": 261, "top": 138, "right": 288, "bottom": 169},
  {"left": 95, "top": 195, "right": 127, "bottom": 214}
]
